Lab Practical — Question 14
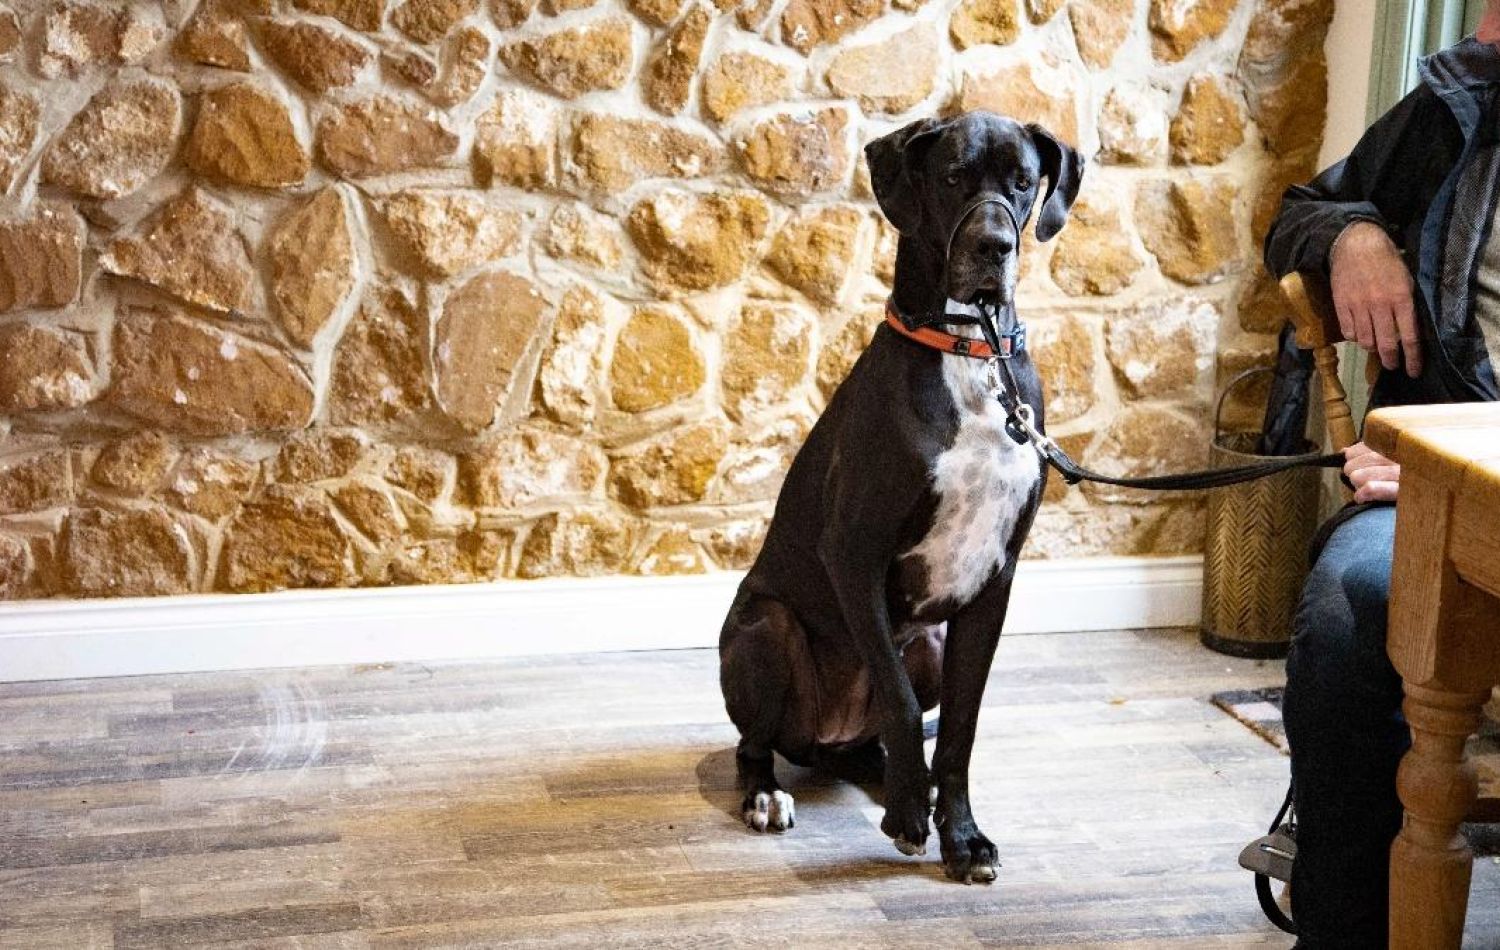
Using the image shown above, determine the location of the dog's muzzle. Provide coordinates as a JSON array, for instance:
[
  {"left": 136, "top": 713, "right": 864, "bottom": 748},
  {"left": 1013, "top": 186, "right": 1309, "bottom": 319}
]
[
  {"left": 944, "top": 194, "right": 1021, "bottom": 266},
  {"left": 939, "top": 194, "right": 1026, "bottom": 362},
  {"left": 943, "top": 194, "right": 1022, "bottom": 300}
]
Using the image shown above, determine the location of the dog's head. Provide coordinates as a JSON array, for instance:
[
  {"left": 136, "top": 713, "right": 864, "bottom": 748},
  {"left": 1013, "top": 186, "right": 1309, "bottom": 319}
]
[{"left": 865, "top": 111, "right": 1083, "bottom": 309}]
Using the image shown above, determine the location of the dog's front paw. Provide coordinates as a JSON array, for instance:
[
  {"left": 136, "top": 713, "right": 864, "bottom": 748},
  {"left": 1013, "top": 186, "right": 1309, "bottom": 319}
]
[
  {"left": 880, "top": 797, "right": 931, "bottom": 856},
  {"left": 940, "top": 826, "right": 1000, "bottom": 884},
  {"left": 742, "top": 790, "right": 795, "bottom": 833}
]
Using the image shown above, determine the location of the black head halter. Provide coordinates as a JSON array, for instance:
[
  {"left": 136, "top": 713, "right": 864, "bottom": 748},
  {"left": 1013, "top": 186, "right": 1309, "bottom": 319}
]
[
  {"left": 943, "top": 194, "right": 1021, "bottom": 267},
  {"left": 933, "top": 194, "right": 1027, "bottom": 359}
]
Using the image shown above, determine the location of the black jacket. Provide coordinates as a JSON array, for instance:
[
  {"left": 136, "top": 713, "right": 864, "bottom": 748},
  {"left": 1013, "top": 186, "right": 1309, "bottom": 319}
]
[{"left": 1264, "top": 38, "right": 1500, "bottom": 409}]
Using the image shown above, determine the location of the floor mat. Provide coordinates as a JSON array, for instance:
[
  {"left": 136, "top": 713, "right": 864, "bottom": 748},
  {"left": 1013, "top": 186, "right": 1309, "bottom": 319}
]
[
  {"left": 1211, "top": 686, "right": 1500, "bottom": 801},
  {"left": 1211, "top": 686, "right": 1290, "bottom": 754}
]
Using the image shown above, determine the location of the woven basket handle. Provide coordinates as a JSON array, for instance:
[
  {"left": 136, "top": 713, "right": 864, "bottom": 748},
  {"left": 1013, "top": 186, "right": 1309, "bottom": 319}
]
[{"left": 1214, "top": 367, "right": 1277, "bottom": 446}]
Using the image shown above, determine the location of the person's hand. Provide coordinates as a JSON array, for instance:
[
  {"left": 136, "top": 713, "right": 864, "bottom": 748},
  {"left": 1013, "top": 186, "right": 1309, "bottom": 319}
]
[
  {"left": 1329, "top": 220, "right": 1423, "bottom": 378},
  {"left": 1344, "top": 441, "right": 1400, "bottom": 503}
]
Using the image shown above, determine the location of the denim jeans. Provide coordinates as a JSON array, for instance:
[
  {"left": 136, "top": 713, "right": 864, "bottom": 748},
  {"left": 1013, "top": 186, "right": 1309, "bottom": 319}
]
[{"left": 1283, "top": 505, "right": 1408, "bottom": 949}]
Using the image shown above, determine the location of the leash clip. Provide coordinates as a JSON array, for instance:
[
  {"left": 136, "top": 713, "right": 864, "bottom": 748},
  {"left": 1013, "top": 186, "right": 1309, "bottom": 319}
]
[
  {"left": 1015, "top": 404, "right": 1052, "bottom": 447},
  {"left": 984, "top": 357, "right": 1006, "bottom": 399},
  {"left": 1010, "top": 402, "right": 1060, "bottom": 457}
]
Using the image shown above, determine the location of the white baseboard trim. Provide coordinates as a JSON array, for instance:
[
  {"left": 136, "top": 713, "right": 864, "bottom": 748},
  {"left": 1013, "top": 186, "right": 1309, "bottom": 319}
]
[{"left": 0, "top": 556, "right": 1203, "bottom": 683}]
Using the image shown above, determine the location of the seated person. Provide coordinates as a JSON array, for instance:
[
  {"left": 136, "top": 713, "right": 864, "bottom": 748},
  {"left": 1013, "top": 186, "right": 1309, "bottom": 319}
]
[{"left": 1263, "top": 12, "right": 1500, "bottom": 949}]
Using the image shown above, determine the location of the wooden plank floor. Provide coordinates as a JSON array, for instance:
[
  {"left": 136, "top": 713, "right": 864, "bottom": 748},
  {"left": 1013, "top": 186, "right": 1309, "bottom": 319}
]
[{"left": 1, "top": 628, "right": 1497, "bottom": 949}]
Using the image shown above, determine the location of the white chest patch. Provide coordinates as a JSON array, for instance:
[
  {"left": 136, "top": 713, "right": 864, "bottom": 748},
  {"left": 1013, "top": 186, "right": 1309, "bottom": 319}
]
[{"left": 902, "top": 344, "right": 1041, "bottom": 613}]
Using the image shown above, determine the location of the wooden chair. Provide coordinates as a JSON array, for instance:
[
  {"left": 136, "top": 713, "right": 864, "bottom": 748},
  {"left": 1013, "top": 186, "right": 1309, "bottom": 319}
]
[
  {"left": 1279, "top": 271, "right": 1500, "bottom": 828},
  {"left": 1278, "top": 272, "right": 1368, "bottom": 457}
]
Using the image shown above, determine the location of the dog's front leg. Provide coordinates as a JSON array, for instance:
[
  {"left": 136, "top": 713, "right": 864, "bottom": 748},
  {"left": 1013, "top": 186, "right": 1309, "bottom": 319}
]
[
  {"left": 931, "top": 563, "right": 1018, "bottom": 884},
  {"left": 822, "top": 548, "right": 931, "bottom": 856}
]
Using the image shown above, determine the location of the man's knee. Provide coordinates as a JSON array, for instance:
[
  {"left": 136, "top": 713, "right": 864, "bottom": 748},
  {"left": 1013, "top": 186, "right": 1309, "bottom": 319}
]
[{"left": 1287, "top": 508, "right": 1401, "bottom": 712}]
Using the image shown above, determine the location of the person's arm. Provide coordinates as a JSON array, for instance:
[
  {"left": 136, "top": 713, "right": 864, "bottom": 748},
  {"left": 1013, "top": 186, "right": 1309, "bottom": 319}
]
[
  {"left": 1265, "top": 84, "right": 1451, "bottom": 379},
  {"left": 1263, "top": 84, "right": 1436, "bottom": 280}
]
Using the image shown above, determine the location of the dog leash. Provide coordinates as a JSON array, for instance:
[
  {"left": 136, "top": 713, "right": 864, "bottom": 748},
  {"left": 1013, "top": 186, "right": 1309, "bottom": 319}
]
[{"left": 885, "top": 301, "right": 1347, "bottom": 491}]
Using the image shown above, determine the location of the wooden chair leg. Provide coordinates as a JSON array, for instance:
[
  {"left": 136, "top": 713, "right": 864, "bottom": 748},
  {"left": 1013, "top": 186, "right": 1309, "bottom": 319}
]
[{"left": 1390, "top": 682, "right": 1492, "bottom": 949}]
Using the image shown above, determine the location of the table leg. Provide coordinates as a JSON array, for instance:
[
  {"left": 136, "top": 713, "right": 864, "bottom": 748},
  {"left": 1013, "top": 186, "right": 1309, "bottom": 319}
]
[{"left": 1389, "top": 681, "right": 1490, "bottom": 949}]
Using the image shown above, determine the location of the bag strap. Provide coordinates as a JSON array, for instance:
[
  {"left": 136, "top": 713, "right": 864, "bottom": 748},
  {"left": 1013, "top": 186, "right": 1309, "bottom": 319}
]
[{"left": 1255, "top": 783, "right": 1299, "bottom": 935}]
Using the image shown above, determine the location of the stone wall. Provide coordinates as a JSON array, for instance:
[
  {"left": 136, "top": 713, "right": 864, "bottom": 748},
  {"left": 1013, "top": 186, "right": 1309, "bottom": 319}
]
[{"left": 0, "top": 0, "right": 1331, "bottom": 598}]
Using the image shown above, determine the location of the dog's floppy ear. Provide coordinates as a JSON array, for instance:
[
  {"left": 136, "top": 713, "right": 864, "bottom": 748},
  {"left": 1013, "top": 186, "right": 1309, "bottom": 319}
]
[
  {"left": 865, "top": 118, "right": 944, "bottom": 234},
  {"left": 1028, "top": 124, "right": 1083, "bottom": 242}
]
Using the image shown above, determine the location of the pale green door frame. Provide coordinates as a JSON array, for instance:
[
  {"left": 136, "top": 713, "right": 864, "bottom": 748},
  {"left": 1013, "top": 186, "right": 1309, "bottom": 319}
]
[
  {"left": 1368, "top": 0, "right": 1486, "bottom": 125},
  {"left": 1464, "top": 0, "right": 1488, "bottom": 34},
  {"left": 1346, "top": 0, "right": 1485, "bottom": 419}
]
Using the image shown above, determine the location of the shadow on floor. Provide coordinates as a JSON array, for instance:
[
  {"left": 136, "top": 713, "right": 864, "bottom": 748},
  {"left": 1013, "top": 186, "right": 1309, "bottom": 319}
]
[
  {"left": 692, "top": 744, "right": 949, "bottom": 890},
  {"left": 694, "top": 745, "right": 884, "bottom": 823}
]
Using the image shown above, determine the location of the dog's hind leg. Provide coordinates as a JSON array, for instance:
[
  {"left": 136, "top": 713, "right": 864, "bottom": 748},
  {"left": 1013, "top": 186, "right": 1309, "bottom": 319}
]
[
  {"left": 735, "top": 743, "right": 793, "bottom": 833},
  {"left": 720, "top": 595, "right": 806, "bottom": 833}
]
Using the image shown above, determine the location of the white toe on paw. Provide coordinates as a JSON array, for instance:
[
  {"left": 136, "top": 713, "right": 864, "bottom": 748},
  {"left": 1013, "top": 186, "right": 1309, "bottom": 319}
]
[
  {"left": 743, "top": 793, "right": 769, "bottom": 831},
  {"left": 969, "top": 863, "right": 998, "bottom": 883},
  {"left": 767, "top": 790, "right": 795, "bottom": 831},
  {"left": 743, "top": 791, "right": 795, "bottom": 833}
]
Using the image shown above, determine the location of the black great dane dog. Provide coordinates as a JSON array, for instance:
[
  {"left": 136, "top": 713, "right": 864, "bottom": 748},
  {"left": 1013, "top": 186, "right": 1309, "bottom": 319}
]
[{"left": 718, "top": 111, "right": 1083, "bottom": 884}]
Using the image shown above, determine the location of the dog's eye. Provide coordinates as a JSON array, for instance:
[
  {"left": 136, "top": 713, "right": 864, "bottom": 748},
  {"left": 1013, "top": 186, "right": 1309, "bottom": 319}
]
[
  {"left": 945, "top": 172, "right": 960, "bottom": 186},
  {"left": 1014, "top": 177, "right": 1034, "bottom": 191}
]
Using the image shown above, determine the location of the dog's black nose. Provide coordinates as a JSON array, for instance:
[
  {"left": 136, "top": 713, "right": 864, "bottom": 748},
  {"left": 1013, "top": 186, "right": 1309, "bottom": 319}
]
[{"left": 974, "top": 232, "right": 1015, "bottom": 259}]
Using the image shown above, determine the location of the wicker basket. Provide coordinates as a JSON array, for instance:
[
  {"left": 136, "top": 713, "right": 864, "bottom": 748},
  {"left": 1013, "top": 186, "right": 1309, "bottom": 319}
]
[{"left": 1200, "top": 369, "right": 1324, "bottom": 659}]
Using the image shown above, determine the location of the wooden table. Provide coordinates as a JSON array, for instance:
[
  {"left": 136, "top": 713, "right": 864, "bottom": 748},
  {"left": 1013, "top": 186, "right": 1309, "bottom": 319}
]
[{"left": 1366, "top": 403, "right": 1500, "bottom": 949}]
